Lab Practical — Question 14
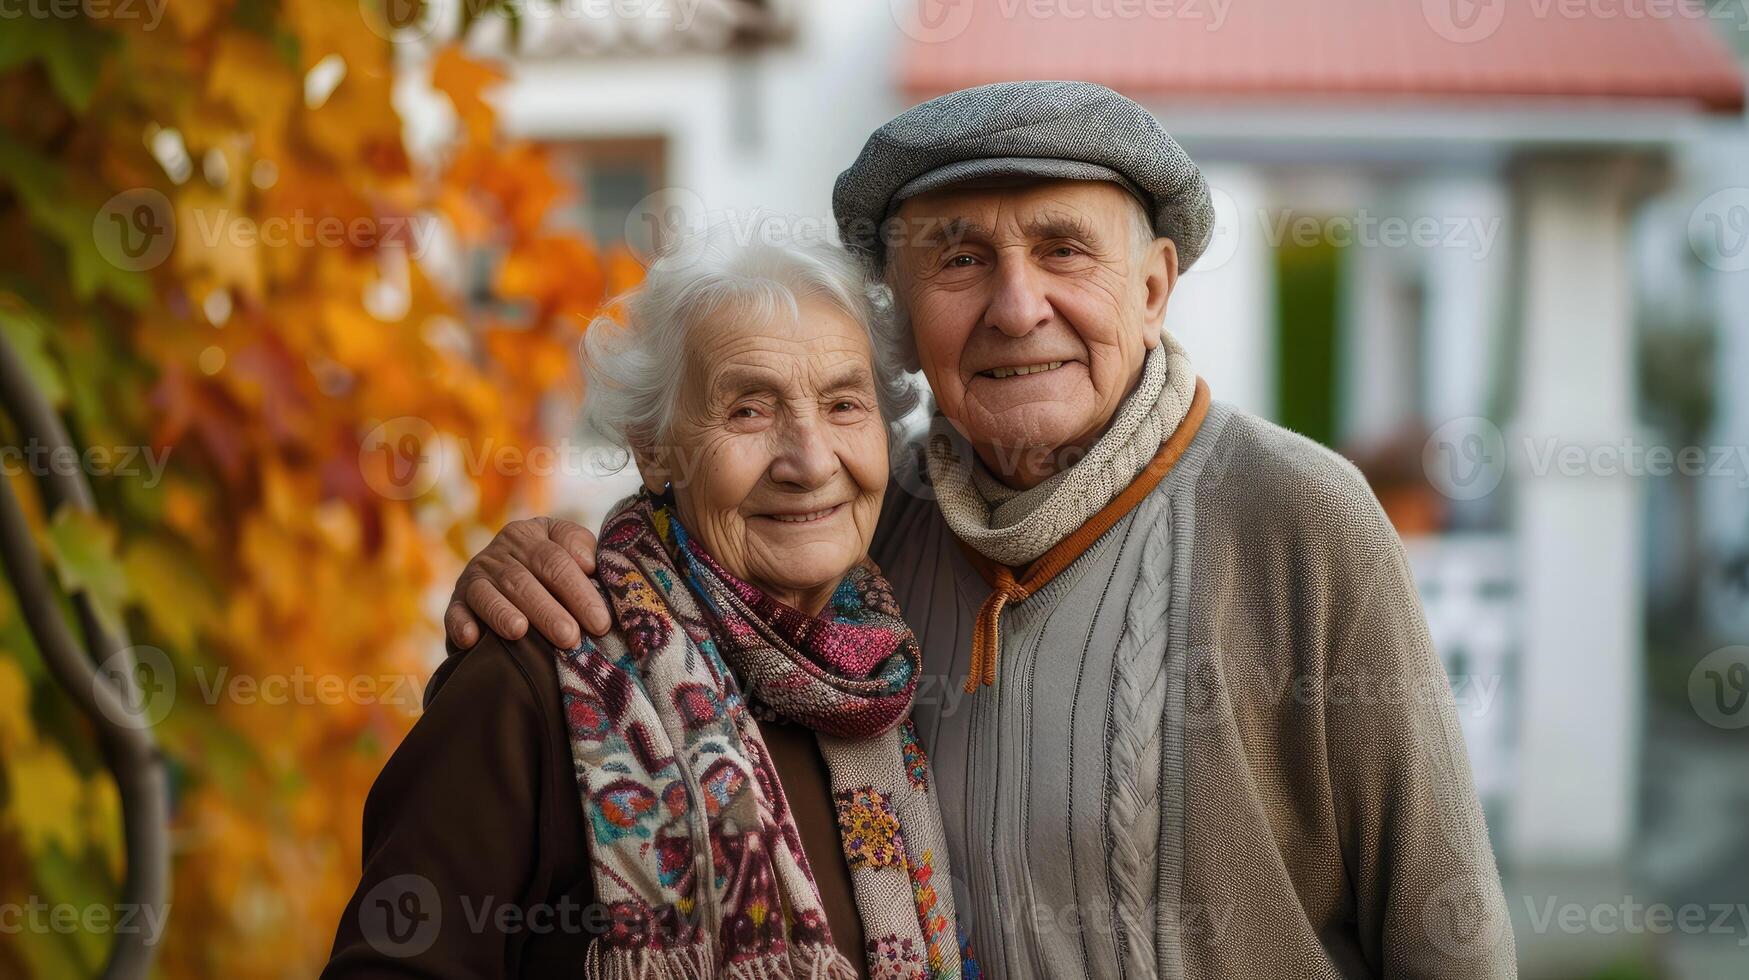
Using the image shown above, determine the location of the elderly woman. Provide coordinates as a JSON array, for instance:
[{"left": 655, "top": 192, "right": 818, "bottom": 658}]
[{"left": 325, "top": 227, "right": 971, "bottom": 978}]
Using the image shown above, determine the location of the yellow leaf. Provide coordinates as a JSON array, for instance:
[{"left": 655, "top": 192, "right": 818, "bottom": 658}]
[
  {"left": 174, "top": 186, "right": 265, "bottom": 300},
  {"left": 7, "top": 742, "right": 84, "bottom": 854},
  {"left": 122, "top": 537, "right": 219, "bottom": 649},
  {"left": 0, "top": 656, "right": 34, "bottom": 751},
  {"left": 208, "top": 32, "right": 299, "bottom": 158},
  {"left": 165, "top": 0, "right": 225, "bottom": 39}
]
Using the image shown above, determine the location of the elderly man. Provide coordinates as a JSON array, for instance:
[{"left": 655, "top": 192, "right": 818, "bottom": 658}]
[{"left": 441, "top": 82, "right": 1515, "bottom": 979}]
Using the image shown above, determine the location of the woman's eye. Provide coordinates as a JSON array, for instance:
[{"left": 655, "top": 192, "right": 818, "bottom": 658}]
[
  {"left": 732, "top": 406, "right": 762, "bottom": 419},
  {"left": 833, "top": 401, "right": 858, "bottom": 413}
]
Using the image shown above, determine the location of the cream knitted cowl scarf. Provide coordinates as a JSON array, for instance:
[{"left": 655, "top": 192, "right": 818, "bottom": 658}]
[{"left": 925, "top": 335, "right": 1198, "bottom": 568}]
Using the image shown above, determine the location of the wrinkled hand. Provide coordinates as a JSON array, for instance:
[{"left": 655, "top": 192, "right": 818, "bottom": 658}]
[{"left": 443, "top": 517, "right": 610, "bottom": 651}]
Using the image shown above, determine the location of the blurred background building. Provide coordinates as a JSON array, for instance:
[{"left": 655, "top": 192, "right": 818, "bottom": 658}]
[{"left": 388, "top": 1, "right": 1749, "bottom": 976}]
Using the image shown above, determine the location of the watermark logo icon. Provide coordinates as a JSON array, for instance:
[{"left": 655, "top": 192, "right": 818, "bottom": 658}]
[
  {"left": 891, "top": 0, "right": 976, "bottom": 43},
  {"left": 1688, "top": 188, "right": 1749, "bottom": 273},
  {"left": 1422, "top": 0, "right": 1506, "bottom": 43},
  {"left": 359, "top": 874, "right": 441, "bottom": 957},
  {"left": 1424, "top": 416, "right": 1507, "bottom": 501},
  {"left": 360, "top": 0, "right": 441, "bottom": 42},
  {"left": 1192, "top": 185, "right": 1241, "bottom": 273},
  {"left": 1423, "top": 873, "right": 1508, "bottom": 960},
  {"left": 360, "top": 416, "right": 441, "bottom": 501},
  {"left": 93, "top": 189, "right": 175, "bottom": 272},
  {"left": 93, "top": 645, "right": 176, "bottom": 730},
  {"left": 624, "top": 187, "right": 709, "bottom": 269},
  {"left": 1690, "top": 645, "right": 1749, "bottom": 730}
]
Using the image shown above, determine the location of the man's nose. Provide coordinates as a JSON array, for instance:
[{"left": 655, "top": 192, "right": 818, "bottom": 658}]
[
  {"left": 768, "top": 414, "right": 838, "bottom": 489},
  {"left": 984, "top": 253, "right": 1053, "bottom": 338}
]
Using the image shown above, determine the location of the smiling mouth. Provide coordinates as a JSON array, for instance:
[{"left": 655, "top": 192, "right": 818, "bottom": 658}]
[
  {"left": 762, "top": 503, "right": 843, "bottom": 524},
  {"left": 979, "top": 360, "right": 1067, "bottom": 380}
]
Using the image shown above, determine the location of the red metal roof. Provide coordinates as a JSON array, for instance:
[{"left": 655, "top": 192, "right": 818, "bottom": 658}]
[{"left": 898, "top": 0, "right": 1746, "bottom": 113}]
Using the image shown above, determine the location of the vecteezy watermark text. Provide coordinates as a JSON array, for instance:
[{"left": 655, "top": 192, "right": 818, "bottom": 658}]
[
  {"left": 0, "top": 441, "right": 171, "bottom": 488},
  {"left": 93, "top": 188, "right": 439, "bottom": 273},
  {"left": 1423, "top": 0, "right": 1749, "bottom": 45},
  {"left": 0, "top": 898, "right": 170, "bottom": 947},
  {"left": 1424, "top": 417, "right": 1749, "bottom": 501},
  {"left": 0, "top": 0, "right": 166, "bottom": 29},
  {"left": 892, "top": 0, "right": 1233, "bottom": 44},
  {"left": 1521, "top": 895, "right": 1749, "bottom": 945}
]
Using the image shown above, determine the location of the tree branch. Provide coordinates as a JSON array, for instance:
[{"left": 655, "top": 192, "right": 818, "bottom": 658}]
[{"left": 0, "top": 330, "right": 169, "bottom": 980}]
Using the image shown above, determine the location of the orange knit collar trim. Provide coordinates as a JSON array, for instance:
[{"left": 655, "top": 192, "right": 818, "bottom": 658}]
[{"left": 954, "top": 377, "right": 1210, "bottom": 692}]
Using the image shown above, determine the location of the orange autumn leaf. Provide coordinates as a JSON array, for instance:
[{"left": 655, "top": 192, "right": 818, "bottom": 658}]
[
  {"left": 484, "top": 326, "right": 578, "bottom": 393},
  {"left": 495, "top": 234, "right": 607, "bottom": 322},
  {"left": 430, "top": 44, "right": 505, "bottom": 144}
]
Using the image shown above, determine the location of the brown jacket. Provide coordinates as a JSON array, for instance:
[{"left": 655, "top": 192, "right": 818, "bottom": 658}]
[{"left": 323, "top": 632, "right": 866, "bottom": 978}]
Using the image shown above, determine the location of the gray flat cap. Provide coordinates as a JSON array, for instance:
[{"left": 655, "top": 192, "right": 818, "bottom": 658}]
[{"left": 833, "top": 80, "right": 1215, "bottom": 271}]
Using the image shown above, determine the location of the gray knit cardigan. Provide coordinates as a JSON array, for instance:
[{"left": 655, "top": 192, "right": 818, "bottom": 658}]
[{"left": 870, "top": 400, "right": 1517, "bottom": 980}]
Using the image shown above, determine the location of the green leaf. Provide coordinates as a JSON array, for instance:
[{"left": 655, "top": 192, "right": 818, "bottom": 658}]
[
  {"left": 28, "top": 843, "right": 112, "bottom": 972},
  {"left": 0, "top": 137, "right": 152, "bottom": 309},
  {"left": 0, "top": 595, "right": 49, "bottom": 688},
  {"left": 43, "top": 507, "right": 131, "bottom": 638},
  {"left": 0, "top": 301, "right": 69, "bottom": 408},
  {"left": 0, "top": 17, "right": 112, "bottom": 113},
  {"left": 0, "top": 134, "right": 66, "bottom": 218},
  {"left": 0, "top": 22, "right": 35, "bottom": 72},
  {"left": 13, "top": 914, "right": 92, "bottom": 980},
  {"left": 67, "top": 229, "right": 152, "bottom": 308}
]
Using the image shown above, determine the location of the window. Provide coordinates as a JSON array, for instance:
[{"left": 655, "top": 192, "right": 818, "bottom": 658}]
[{"left": 549, "top": 138, "right": 668, "bottom": 255}]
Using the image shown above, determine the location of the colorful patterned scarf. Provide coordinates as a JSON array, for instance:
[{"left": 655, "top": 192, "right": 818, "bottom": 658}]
[{"left": 557, "top": 493, "right": 976, "bottom": 979}]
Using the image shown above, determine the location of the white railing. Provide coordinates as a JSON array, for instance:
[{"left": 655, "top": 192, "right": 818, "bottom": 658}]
[{"left": 1403, "top": 532, "right": 1518, "bottom": 816}]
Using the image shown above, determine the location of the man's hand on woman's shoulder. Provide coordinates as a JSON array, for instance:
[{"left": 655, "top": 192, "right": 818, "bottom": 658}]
[{"left": 444, "top": 516, "right": 612, "bottom": 653}]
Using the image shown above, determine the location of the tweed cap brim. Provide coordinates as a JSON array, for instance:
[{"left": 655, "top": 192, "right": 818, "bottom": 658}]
[
  {"left": 891, "top": 157, "right": 1148, "bottom": 216},
  {"left": 834, "top": 80, "right": 1215, "bottom": 272}
]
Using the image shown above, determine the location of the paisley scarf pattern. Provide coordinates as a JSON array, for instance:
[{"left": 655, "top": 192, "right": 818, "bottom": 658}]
[{"left": 557, "top": 492, "right": 975, "bottom": 979}]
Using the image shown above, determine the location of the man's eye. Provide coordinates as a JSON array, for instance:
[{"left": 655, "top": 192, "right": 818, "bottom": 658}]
[
  {"left": 946, "top": 254, "right": 977, "bottom": 268},
  {"left": 833, "top": 400, "right": 859, "bottom": 413},
  {"left": 732, "top": 406, "right": 762, "bottom": 419},
  {"left": 1050, "top": 245, "right": 1080, "bottom": 258}
]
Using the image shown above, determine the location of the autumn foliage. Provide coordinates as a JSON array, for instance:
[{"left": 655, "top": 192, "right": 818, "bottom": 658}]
[{"left": 0, "top": 2, "right": 633, "bottom": 975}]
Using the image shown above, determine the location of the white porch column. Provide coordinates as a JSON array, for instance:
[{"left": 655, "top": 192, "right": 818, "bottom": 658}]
[
  {"left": 1508, "top": 154, "right": 1649, "bottom": 866},
  {"left": 1166, "top": 163, "right": 1275, "bottom": 418},
  {"left": 1695, "top": 138, "right": 1749, "bottom": 638},
  {"left": 1413, "top": 175, "right": 1511, "bottom": 427},
  {"left": 1338, "top": 206, "right": 1417, "bottom": 446}
]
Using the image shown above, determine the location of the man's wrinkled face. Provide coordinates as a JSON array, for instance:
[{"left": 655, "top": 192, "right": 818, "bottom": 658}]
[{"left": 887, "top": 179, "right": 1179, "bottom": 488}]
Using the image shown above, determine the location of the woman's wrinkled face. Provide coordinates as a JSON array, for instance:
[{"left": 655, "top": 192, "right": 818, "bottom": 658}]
[{"left": 638, "top": 295, "right": 889, "bottom": 616}]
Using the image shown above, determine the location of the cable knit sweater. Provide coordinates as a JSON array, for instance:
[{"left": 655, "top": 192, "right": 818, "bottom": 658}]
[{"left": 871, "top": 400, "right": 1516, "bottom": 980}]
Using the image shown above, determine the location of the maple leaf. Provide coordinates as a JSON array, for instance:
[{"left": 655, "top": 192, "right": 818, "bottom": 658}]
[
  {"left": 44, "top": 507, "right": 132, "bottom": 638},
  {"left": 430, "top": 45, "right": 505, "bottom": 144},
  {"left": 6, "top": 743, "right": 84, "bottom": 855}
]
